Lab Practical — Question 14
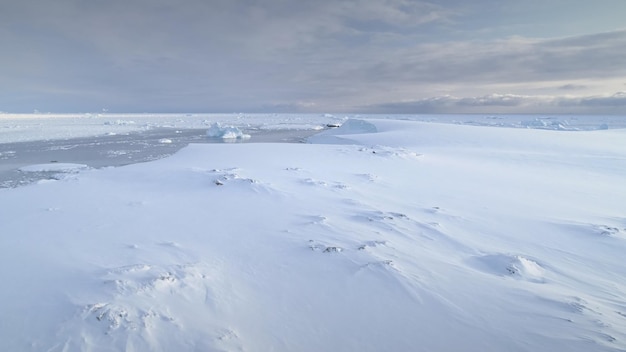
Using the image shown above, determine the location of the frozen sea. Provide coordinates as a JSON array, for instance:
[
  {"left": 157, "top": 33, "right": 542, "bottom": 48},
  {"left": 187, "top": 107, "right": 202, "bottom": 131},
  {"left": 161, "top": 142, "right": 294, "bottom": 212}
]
[
  {"left": 0, "top": 126, "right": 319, "bottom": 188},
  {"left": 1, "top": 113, "right": 623, "bottom": 189}
]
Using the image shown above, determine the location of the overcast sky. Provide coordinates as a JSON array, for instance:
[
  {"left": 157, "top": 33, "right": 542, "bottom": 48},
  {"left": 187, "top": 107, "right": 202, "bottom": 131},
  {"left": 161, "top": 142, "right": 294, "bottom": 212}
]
[{"left": 2, "top": 0, "right": 626, "bottom": 114}]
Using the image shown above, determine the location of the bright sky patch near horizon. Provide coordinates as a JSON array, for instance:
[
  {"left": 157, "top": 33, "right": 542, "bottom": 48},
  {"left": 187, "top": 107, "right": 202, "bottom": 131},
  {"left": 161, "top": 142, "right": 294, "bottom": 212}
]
[{"left": 1, "top": 0, "right": 625, "bottom": 114}]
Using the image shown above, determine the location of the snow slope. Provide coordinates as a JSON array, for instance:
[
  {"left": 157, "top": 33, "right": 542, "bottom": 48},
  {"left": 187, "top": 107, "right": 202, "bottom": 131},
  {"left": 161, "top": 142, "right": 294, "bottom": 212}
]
[{"left": 1, "top": 119, "right": 625, "bottom": 351}]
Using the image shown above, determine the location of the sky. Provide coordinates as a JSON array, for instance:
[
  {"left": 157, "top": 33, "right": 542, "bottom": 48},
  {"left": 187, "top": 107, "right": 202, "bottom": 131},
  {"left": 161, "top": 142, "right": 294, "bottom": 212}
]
[{"left": 1, "top": 0, "right": 625, "bottom": 114}]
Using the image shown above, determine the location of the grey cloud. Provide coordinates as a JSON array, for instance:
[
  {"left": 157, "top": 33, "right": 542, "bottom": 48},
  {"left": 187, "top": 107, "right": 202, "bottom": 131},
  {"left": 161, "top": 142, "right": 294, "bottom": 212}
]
[
  {"left": 345, "top": 30, "right": 626, "bottom": 86},
  {"left": 369, "top": 94, "right": 547, "bottom": 113},
  {"left": 558, "top": 84, "right": 587, "bottom": 90},
  {"left": 567, "top": 92, "right": 626, "bottom": 107},
  {"left": 1, "top": 1, "right": 625, "bottom": 113},
  {"left": 250, "top": 29, "right": 626, "bottom": 110},
  {"left": 334, "top": 0, "right": 455, "bottom": 29},
  {"left": 368, "top": 92, "right": 626, "bottom": 114}
]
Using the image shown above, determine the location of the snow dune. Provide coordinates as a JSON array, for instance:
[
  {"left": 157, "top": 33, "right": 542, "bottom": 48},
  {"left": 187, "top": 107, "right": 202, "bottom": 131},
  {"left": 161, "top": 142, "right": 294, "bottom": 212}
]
[{"left": 1, "top": 118, "right": 625, "bottom": 351}]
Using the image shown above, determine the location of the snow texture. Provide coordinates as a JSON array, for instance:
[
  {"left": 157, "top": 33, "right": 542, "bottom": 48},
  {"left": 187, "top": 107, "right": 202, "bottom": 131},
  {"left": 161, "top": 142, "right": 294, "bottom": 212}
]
[{"left": 1, "top": 115, "right": 626, "bottom": 351}]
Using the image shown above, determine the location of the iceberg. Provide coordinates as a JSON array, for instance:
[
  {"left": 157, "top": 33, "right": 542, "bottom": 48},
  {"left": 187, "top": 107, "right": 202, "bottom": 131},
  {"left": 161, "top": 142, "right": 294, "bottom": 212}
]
[{"left": 206, "top": 122, "right": 251, "bottom": 140}]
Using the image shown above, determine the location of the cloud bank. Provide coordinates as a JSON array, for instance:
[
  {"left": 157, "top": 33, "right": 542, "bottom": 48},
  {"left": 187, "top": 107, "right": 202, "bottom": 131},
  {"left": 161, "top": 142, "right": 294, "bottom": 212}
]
[
  {"left": 1, "top": 0, "right": 625, "bottom": 113},
  {"left": 369, "top": 92, "right": 626, "bottom": 114}
]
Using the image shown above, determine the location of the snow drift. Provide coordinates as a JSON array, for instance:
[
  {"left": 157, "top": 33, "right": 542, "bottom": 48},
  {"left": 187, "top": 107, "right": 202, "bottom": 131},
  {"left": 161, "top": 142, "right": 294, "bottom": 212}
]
[{"left": 1, "top": 118, "right": 625, "bottom": 351}]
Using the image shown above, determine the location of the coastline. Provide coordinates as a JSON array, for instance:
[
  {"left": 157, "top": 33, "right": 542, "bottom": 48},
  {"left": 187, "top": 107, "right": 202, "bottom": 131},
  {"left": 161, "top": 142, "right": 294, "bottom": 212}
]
[{"left": 0, "top": 127, "right": 321, "bottom": 188}]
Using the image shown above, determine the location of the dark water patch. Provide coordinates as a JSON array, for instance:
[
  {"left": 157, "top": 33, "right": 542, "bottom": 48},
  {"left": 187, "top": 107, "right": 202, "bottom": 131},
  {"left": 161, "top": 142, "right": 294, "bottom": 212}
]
[{"left": 0, "top": 128, "right": 320, "bottom": 188}]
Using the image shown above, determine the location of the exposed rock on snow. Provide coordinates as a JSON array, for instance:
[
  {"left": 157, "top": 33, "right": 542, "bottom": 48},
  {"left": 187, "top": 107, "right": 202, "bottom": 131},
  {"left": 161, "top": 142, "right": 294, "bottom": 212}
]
[{"left": 323, "top": 246, "right": 343, "bottom": 253}]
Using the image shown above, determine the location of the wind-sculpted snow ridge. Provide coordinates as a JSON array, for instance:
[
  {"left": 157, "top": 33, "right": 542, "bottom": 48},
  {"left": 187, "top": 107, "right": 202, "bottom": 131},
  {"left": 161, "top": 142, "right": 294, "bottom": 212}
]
[
  {"left": 59, "top": 261, "right": 245, "bottom": 352},
  {"left": 1, "top": 118, "right": 626, "bottom": 351}
]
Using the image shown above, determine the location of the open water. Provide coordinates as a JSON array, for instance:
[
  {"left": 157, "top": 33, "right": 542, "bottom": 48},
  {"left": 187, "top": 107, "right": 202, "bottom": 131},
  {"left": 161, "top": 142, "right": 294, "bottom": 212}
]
[{"left": 0, "top": 127, "right": 319, "bottom": 188}]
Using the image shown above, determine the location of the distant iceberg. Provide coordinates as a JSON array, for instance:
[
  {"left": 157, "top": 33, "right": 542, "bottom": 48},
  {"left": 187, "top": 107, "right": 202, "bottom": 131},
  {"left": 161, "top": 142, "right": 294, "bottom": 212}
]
[{"left": 206, "top": 122, "right": 251, "bottom": 139}]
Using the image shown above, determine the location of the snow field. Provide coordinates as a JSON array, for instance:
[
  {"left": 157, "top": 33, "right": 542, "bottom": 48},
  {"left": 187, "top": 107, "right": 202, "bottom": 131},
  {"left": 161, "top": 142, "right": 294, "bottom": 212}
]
[{"left": 0, "top": 118, "right": 625, "bottom": 351}]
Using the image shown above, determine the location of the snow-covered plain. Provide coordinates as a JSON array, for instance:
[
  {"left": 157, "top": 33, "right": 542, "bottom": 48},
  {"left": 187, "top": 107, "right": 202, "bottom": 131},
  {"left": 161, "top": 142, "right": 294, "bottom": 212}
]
[{"left": 1, "top": 115, "right": 626, "bottom": 351}]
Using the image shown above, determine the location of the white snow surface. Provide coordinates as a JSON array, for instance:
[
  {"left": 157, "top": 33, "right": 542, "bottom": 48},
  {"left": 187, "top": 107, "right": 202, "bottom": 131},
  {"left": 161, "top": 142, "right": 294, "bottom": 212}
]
[{"left": 1, "top": 117, "right": 626, "bottom": 351}]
